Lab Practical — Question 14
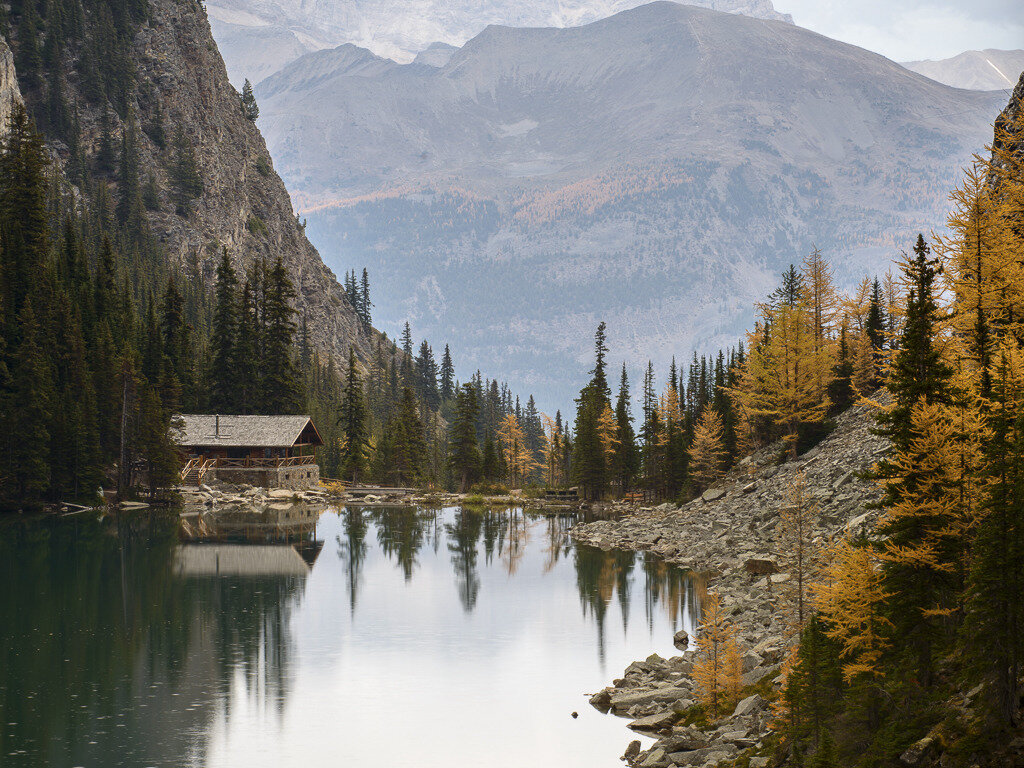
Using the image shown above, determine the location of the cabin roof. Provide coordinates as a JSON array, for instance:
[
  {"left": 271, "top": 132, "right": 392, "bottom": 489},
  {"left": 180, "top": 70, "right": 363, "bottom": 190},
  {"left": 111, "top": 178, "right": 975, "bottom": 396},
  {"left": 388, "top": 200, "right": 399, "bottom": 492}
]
[{"left": 176, "top": 415, "right": 324, "bottom": 448}]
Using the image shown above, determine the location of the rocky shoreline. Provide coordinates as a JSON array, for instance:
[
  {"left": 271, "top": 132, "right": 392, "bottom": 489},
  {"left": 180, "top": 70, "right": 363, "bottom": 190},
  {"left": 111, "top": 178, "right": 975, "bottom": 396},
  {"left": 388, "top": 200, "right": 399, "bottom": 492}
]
[
  {"left": 572, "top": 401, "right": 888, "bottom": 768},
  {"left": 178, "top": 484, "right": 586, "bottom": 512}
]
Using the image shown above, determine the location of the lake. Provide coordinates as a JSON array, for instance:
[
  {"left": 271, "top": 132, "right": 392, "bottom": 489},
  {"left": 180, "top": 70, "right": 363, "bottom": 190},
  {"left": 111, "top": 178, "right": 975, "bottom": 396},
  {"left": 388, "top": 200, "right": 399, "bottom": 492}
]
[{"left": 0, "top": 505, "right": 702, "bottom": 767}]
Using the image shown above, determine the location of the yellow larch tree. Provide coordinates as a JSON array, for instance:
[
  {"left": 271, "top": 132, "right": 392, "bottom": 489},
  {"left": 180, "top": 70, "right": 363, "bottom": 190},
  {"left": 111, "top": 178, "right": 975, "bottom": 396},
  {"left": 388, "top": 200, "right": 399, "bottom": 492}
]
[
  {"left": 597, "top": 402, "right": 619, "bottom": 465},
  {"left": 540, "top": 413, "right": 562, "bottom": 486},
  {"left": 497, "top": 413, "right": 539, "bottom": 487},
  {"left": 731, "top": 297, "right": 830, "bottom": 459},
  {"left": 801, "top": 249, "right": 840, "bottom": 401},
  {"left": 875, "top": 398, "right": 979, "bottom": 649},
  {"left": 813, "top": 538, "right": 891, "bottom": 684},
  {"left": 688, "top": 403, "right": 725, "bottom": 490},
  {"left": 693, "top": 591, "right": 743, "bottom": 716}
]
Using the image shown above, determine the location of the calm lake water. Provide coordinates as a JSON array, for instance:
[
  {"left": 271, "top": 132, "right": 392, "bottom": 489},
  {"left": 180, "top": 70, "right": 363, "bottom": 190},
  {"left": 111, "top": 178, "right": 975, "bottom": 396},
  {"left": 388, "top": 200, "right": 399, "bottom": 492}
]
[{"left": 0, "top": 506, "right": 701, "bottom": 768}]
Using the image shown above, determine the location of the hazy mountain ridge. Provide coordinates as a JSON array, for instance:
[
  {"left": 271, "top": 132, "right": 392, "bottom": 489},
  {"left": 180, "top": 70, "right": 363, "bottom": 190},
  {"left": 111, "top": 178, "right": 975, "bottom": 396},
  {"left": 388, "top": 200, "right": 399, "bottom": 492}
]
[
  {"left": 902, "top": 49, "right": 1024, "bottom": 91},
  {"left": 252, "top": 1, "right": 1000, "bottom": 406},
  {"left": 206, "top": 0, "right": 791, "bottom": 83}
]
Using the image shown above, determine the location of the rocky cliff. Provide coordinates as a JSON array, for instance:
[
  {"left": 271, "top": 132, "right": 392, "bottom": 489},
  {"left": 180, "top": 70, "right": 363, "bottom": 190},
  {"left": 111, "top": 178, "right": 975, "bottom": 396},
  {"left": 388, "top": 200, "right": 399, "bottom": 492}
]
[
  {"left": 9, "top": 0, "right": 383, "bottom": 369},
  {"left": 0, "top": 39, "right": 22, "bottom": 135}
]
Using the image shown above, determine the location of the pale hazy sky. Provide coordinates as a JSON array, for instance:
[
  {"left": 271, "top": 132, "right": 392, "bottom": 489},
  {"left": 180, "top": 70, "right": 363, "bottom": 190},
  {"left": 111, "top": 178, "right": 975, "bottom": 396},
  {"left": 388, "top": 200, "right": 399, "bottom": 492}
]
[{"left": 773, "top": 0, "right": 1023, "bottom": 62}]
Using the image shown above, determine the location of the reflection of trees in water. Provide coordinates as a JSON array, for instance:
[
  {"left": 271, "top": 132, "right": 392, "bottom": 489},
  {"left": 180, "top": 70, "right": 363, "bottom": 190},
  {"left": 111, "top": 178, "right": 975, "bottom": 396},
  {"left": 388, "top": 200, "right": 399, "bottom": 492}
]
[
  {"left": 641, "top": 555, "right": 704, "bottom": 636},
  {"left": 336, "top": 507, "right": 369, "bottom": 613},
  {"left": 573, "top": 545, "right": 704, "bottom": 662},
  {"left": 574, "top": 546, "right": 637, "bottom": 663},
  {"left": 0, "top": 513, "right": 306, "bottom": 767},
  {"left": 371, "top": 506, "right": 429, "bottom": 581},
  {"left": 541, "top": 514, "right": 575, "bottom": 573},
  {"left": 499, "top": 508, "right": 530, "bottom": 575},
  {"left": 446, "top": 508, "right": 484, "bottom": 612}
]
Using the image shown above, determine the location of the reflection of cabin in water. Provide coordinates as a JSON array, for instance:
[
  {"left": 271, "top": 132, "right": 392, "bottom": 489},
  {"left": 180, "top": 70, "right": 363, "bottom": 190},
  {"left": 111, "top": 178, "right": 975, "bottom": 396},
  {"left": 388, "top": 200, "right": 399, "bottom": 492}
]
[{"left": 176, "top": 414, "right": 323, "bottom": 488}]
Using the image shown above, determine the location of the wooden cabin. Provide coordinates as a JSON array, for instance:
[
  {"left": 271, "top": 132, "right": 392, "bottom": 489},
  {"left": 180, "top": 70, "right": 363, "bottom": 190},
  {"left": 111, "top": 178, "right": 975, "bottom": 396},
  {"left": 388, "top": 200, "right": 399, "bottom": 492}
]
[{"left": 176, "top": 415, "right": 324, "bottom": 489}]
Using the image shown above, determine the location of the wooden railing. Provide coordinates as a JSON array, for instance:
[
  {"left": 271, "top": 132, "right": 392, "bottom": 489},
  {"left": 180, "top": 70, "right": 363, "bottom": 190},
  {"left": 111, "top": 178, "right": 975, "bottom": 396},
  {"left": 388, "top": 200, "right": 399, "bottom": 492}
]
[
  {"left": 180, "top": 458, "right": 198, "bottom": 481},
  {"left": 214, "top": 455, "right": 317, "bottom": 469},
  {"left": 196, "top": 458, "right": 217, "bottom": 484}
]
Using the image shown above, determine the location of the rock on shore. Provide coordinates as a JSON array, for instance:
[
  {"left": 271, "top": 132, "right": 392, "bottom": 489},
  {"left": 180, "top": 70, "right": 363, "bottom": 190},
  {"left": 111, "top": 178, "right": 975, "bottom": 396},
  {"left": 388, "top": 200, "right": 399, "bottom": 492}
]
[{"left": 573, "top": 400, "right": 888, "bottom": 767}]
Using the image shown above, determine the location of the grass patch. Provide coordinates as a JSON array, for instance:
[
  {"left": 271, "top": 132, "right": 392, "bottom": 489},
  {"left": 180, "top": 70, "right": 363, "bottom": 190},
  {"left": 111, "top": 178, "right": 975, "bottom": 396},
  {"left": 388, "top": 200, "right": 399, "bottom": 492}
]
[{"left": 246, "top": 214, "right": 268, "bottom": 237}]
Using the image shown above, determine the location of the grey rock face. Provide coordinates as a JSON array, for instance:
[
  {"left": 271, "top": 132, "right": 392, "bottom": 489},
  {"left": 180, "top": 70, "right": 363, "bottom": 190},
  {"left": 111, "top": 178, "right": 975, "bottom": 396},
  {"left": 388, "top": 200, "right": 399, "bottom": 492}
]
[
  {"left": 0, "top": 39, "right": 23, "bottom": 138},
  {"left": 63, "top": 0, "right": 391, "bottom": 373}
]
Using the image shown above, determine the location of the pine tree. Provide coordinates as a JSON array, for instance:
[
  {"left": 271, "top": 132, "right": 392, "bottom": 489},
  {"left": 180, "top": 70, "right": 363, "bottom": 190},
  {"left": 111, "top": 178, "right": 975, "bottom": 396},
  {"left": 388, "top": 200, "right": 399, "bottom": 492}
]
[
  {"left": 964, "top": 337, "right": 1024, "bottom": 724},
  {"left": 239, "top": 78, "right": 259, "bottom": 120},
  {"left": 359, "top": 267, "right": 372, "bottom": 326},
  {"left": 262, "top": 256, "right": 299, "bottom": 413},
  {"left": 234, "top": 280, "right": 259, "bottom": 412},
  {"left": 340, "top": 347, "right": 368, "bottom": 482},
  {"left": 8, "top": 299, "right": 53, "bottom": 505},
  {"left": 208, "top": 248, "right": 238, "bottom": 412},
  {"left": 440, "top": 344, "right": 454, "bottom": 402},
  {"left": 170, "top": 126, "right": 203, "bottom": 215},
  {"left": 448, "top": 382, "right": 481, "bottom": 492},
  {"left": 611, "top": 364, "right": 640, "bottom": 492},
  {"left": 828, "top": 318, "right": 855, "bottom": 414}
]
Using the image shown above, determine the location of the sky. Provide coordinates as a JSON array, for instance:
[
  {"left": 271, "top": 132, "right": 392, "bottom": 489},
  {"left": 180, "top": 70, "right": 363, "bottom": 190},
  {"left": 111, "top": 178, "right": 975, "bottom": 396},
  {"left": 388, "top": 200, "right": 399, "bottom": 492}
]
[{"left": 774, "top": 0, "right": 1024, "bottom": 62}]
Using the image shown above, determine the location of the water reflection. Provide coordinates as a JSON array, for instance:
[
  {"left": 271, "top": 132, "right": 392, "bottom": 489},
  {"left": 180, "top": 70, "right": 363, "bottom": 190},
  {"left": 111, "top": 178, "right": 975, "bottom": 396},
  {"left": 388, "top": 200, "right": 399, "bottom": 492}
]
[{"left": 0, "top": 506, "right": 701, "bottom": 768}]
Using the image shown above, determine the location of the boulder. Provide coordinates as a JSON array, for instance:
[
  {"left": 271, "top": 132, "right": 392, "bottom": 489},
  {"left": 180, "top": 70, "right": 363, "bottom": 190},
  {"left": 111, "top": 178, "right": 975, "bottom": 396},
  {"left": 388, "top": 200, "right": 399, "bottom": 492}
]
[
  {"left": 673, "top": 629, "right": 690, "bottom": 650},
  {"left": 660, "top": 728, "right": 710, "bottom": 752},
  {"left": 899, "top": 735, "right": 937, "bottom": 766},
  {"left": 610, "top": 687, "right": 692, "bottom": 712},
  {"left": 732, "top": 694, "right": 766, "bottom": 718},
  {"left": 668, "top": 745, "right": 737, "bottom": 766},
  {"left": 627, "top": 711, "right": 677, "bottom": 733},
  {"left": 267, "top": 488, "right": 295, "bottom": 499},
  {"left": 588, "top": 688, "right": 612, "bottom": 712},
  {"left": 623, "top": 740, "right": 642, "bottom": 762},
  {"left": 702, "top": 487, "right": 726, "bottom": 503},
  {"left": 744, "top": 558, "right": 778, "bottom": 576},
  {"left": 638, "top": 747, "right": 668, "bottom": 767},
  {"left": 670, "top": 698, "right": 695, "bottom": 716}
]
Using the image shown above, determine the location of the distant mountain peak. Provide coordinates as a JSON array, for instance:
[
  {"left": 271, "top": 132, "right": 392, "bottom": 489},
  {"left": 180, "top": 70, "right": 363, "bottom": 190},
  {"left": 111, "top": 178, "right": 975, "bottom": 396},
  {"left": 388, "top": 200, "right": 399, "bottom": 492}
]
[{"left": 902, "top": 49, "right": 1024, "bottom": 91}]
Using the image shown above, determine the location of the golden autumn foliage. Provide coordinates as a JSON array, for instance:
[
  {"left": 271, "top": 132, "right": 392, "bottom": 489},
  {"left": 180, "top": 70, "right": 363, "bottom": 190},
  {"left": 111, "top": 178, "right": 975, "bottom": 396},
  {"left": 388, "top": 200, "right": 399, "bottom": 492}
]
[
  {"left": 813, "top": 539, "right": 891, "bottom": 683},
  {"left": 496, "top": 413, "right": 539, "bottom": 487},
  {"left": 597, "top": 402, "right": 619, "bottom": 462},
  {"left": 688, "top": 404, "right": 725, "bottom": 490},
  {"left": 694, "top": 592, "right": 743, "bottom": 716},
  {"left": 540, "top": 413, "right": 563, "bottom": 486},
  {"left": 876, "top": 398, "right": 982, "bottom": 617},
  {"left": 732, "top": 300, "right": 830, "bottom": 458}
]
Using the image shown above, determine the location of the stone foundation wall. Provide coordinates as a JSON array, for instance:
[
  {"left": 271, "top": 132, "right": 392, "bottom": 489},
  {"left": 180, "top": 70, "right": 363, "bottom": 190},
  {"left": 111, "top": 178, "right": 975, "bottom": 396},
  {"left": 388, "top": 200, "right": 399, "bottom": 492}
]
[{"left": 210, "top": 464, "right": 320, "bottom": 490}]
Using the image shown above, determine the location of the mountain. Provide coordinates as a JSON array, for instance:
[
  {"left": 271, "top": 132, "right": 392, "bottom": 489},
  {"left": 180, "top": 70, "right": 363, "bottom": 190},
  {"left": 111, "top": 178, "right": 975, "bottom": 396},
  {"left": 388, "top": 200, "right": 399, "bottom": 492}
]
[
  {"left": 205, "top": 0, "right": 792, "bottom": 82},
  {"left": 5, "top": 0, "right": 384, "bottom": 370},
  {"left": 253, "top": 1, "right": 1002, "bottom": 406},
  {"left": 902, "top": 49, "right": 1024, "bottom": 91},
  {"left": 207, "top": 6, "right": 330, "bottom": 87}
]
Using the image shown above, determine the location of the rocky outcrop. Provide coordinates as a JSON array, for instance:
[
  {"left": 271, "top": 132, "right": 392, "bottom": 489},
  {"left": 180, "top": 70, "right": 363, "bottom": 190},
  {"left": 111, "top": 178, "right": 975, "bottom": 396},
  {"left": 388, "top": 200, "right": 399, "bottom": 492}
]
[
  {"left": 13, "top": 1, "right": 386, "bottom": 369},
  {"left": 993, "top": 69, "right": 1024, "bottom": 171},
  {"left": 573, "top": 401, "right": 889, "bottom": 767},
  {"left": 0, "top": 38, "right": 23, "bottom": 138},
  {"left": 131, "top": 0, "right": 385, "bottom": 365}
]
